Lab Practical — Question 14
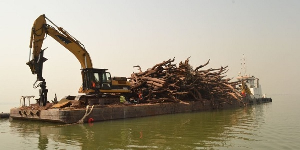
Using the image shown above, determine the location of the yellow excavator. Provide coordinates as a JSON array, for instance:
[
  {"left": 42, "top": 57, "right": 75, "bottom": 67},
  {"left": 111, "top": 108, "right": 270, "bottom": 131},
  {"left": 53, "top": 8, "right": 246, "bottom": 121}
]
[{"left": 27, "top": 14, "right": 131, "bottom": 106}]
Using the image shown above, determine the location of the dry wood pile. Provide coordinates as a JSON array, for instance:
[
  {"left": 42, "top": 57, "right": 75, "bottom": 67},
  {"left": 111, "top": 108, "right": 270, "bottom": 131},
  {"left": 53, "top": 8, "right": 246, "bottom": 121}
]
[{"left": 130, "top": 57, "right": 243, "bottom": 105}]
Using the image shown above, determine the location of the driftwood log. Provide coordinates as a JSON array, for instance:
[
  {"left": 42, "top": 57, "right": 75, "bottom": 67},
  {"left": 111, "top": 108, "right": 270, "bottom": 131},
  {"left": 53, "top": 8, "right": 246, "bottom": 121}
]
[{"left": 129, "top": 57, "right": 242, "bottom": 105}]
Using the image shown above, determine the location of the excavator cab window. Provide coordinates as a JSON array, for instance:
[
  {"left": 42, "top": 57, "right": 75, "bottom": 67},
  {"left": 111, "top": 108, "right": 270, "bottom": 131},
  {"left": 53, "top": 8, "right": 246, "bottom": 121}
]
[
  {"left": 102, "top": 72, "right": 111, "bottom": 82},
  {"left": 93, "top": 73, "right": 101, "bottom": 88},
  {"left": 101, "top": 72, "right": 112, "bottom": 90}
]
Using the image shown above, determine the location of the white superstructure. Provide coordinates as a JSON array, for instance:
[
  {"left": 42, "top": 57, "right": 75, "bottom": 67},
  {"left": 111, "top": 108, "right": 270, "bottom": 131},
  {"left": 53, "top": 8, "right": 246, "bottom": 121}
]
[
  {"left": 237, "top": 54, "right": 264, "bottom": 99},
  {"left": 237, "top": 75, "right": 263, "bottom": 99}
]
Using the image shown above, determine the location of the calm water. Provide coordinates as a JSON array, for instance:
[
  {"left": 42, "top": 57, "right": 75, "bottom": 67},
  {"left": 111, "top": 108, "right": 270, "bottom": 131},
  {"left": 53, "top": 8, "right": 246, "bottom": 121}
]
[{"left": 0, "top": 95, "right": 299, "bottom": 150}]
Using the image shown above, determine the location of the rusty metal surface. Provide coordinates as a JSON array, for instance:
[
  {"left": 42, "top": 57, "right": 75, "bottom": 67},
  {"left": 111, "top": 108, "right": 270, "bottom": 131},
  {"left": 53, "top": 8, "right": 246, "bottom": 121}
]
[{"left": 52, "top": 101, "right": 70, "bottom": 108}]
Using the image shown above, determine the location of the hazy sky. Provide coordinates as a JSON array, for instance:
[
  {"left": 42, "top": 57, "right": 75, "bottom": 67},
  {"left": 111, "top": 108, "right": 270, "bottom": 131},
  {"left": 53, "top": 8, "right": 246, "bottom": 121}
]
[{"left": 0, "top": 0, "right": 299, "bottom": 111}]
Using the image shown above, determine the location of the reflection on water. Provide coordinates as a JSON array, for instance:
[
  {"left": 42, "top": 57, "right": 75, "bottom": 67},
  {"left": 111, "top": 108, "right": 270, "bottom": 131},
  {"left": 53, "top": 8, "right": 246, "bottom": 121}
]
[{"left": 5, "top": 103, "right": 272, "bottom": 150}]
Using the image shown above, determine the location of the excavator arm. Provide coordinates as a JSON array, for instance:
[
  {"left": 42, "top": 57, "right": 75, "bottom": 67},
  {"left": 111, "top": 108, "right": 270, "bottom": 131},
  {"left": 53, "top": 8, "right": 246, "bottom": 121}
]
[{"left": 28, "top": 14, "right": 93, "bottom": 74}]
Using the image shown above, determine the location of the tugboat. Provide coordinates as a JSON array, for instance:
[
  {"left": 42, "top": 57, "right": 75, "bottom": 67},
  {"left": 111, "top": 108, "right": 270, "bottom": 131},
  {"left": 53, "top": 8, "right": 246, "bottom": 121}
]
[{"left": 236, "top": 55, "right": 272, "bottom": 104}]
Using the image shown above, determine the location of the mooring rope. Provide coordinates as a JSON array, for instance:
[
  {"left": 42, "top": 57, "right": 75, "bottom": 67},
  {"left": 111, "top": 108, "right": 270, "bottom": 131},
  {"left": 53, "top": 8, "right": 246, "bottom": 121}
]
[{"left": 77, "top": 105, "right": 94, "bottom": 124}]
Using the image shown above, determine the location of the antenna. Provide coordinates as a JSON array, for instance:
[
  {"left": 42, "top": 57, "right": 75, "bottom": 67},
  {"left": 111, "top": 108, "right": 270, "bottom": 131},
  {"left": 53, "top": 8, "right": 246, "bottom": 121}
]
[{"left": 240, "top": 54, "right": 247, "bottom": 76}]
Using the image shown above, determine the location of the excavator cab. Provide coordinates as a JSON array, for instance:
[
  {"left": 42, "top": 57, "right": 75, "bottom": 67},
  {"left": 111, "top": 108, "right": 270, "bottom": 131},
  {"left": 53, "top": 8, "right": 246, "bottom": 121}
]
[
  {"left": 80, "top": 68, "right": 131, "bottom": 94},
  {"left": 81, "top": 68, "right": 110, "bottom": 93}
]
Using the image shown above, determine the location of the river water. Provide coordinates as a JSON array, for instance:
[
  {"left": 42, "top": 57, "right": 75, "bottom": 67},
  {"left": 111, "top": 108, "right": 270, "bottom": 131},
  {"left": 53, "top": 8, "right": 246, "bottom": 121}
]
[{"left": 0, "top": 94, "right": 299, "bottom": 150}]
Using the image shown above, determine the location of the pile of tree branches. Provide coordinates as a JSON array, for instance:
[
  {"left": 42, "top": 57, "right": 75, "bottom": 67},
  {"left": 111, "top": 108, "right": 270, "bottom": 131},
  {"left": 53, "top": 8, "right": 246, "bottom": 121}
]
[{"left": 129, "top": 57, "right": 242, "bottom": 105}]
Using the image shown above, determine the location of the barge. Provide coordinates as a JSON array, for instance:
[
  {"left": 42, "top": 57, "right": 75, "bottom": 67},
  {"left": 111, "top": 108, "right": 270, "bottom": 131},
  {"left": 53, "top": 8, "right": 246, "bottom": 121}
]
[
  {"left": 9, "top": 72, "right": 272, "bottom": 124},
  {"left": 9, "top": 58, "right": 272, "bottom": 124},
  {"left": 10, "top": 97, "right": 271, "bottom": 124}
]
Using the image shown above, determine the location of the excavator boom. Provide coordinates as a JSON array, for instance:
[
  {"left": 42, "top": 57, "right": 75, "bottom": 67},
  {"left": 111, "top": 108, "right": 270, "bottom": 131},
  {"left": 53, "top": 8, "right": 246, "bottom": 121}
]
[{"left": 28, "top": 14, "right": 93, "bottom": 72}]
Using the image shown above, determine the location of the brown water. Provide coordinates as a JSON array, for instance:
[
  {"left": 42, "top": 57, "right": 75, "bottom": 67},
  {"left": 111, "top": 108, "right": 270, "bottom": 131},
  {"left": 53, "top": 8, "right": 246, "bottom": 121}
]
[{"left": 0, "top": 95, "right": 299, "bottom": 150}]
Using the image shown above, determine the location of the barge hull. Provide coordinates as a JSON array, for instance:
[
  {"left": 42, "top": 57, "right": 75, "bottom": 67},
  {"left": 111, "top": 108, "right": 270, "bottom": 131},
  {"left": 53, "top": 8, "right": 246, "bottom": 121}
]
[{"left": 10, "top": 98, "right": 272, "bottom": 124}]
